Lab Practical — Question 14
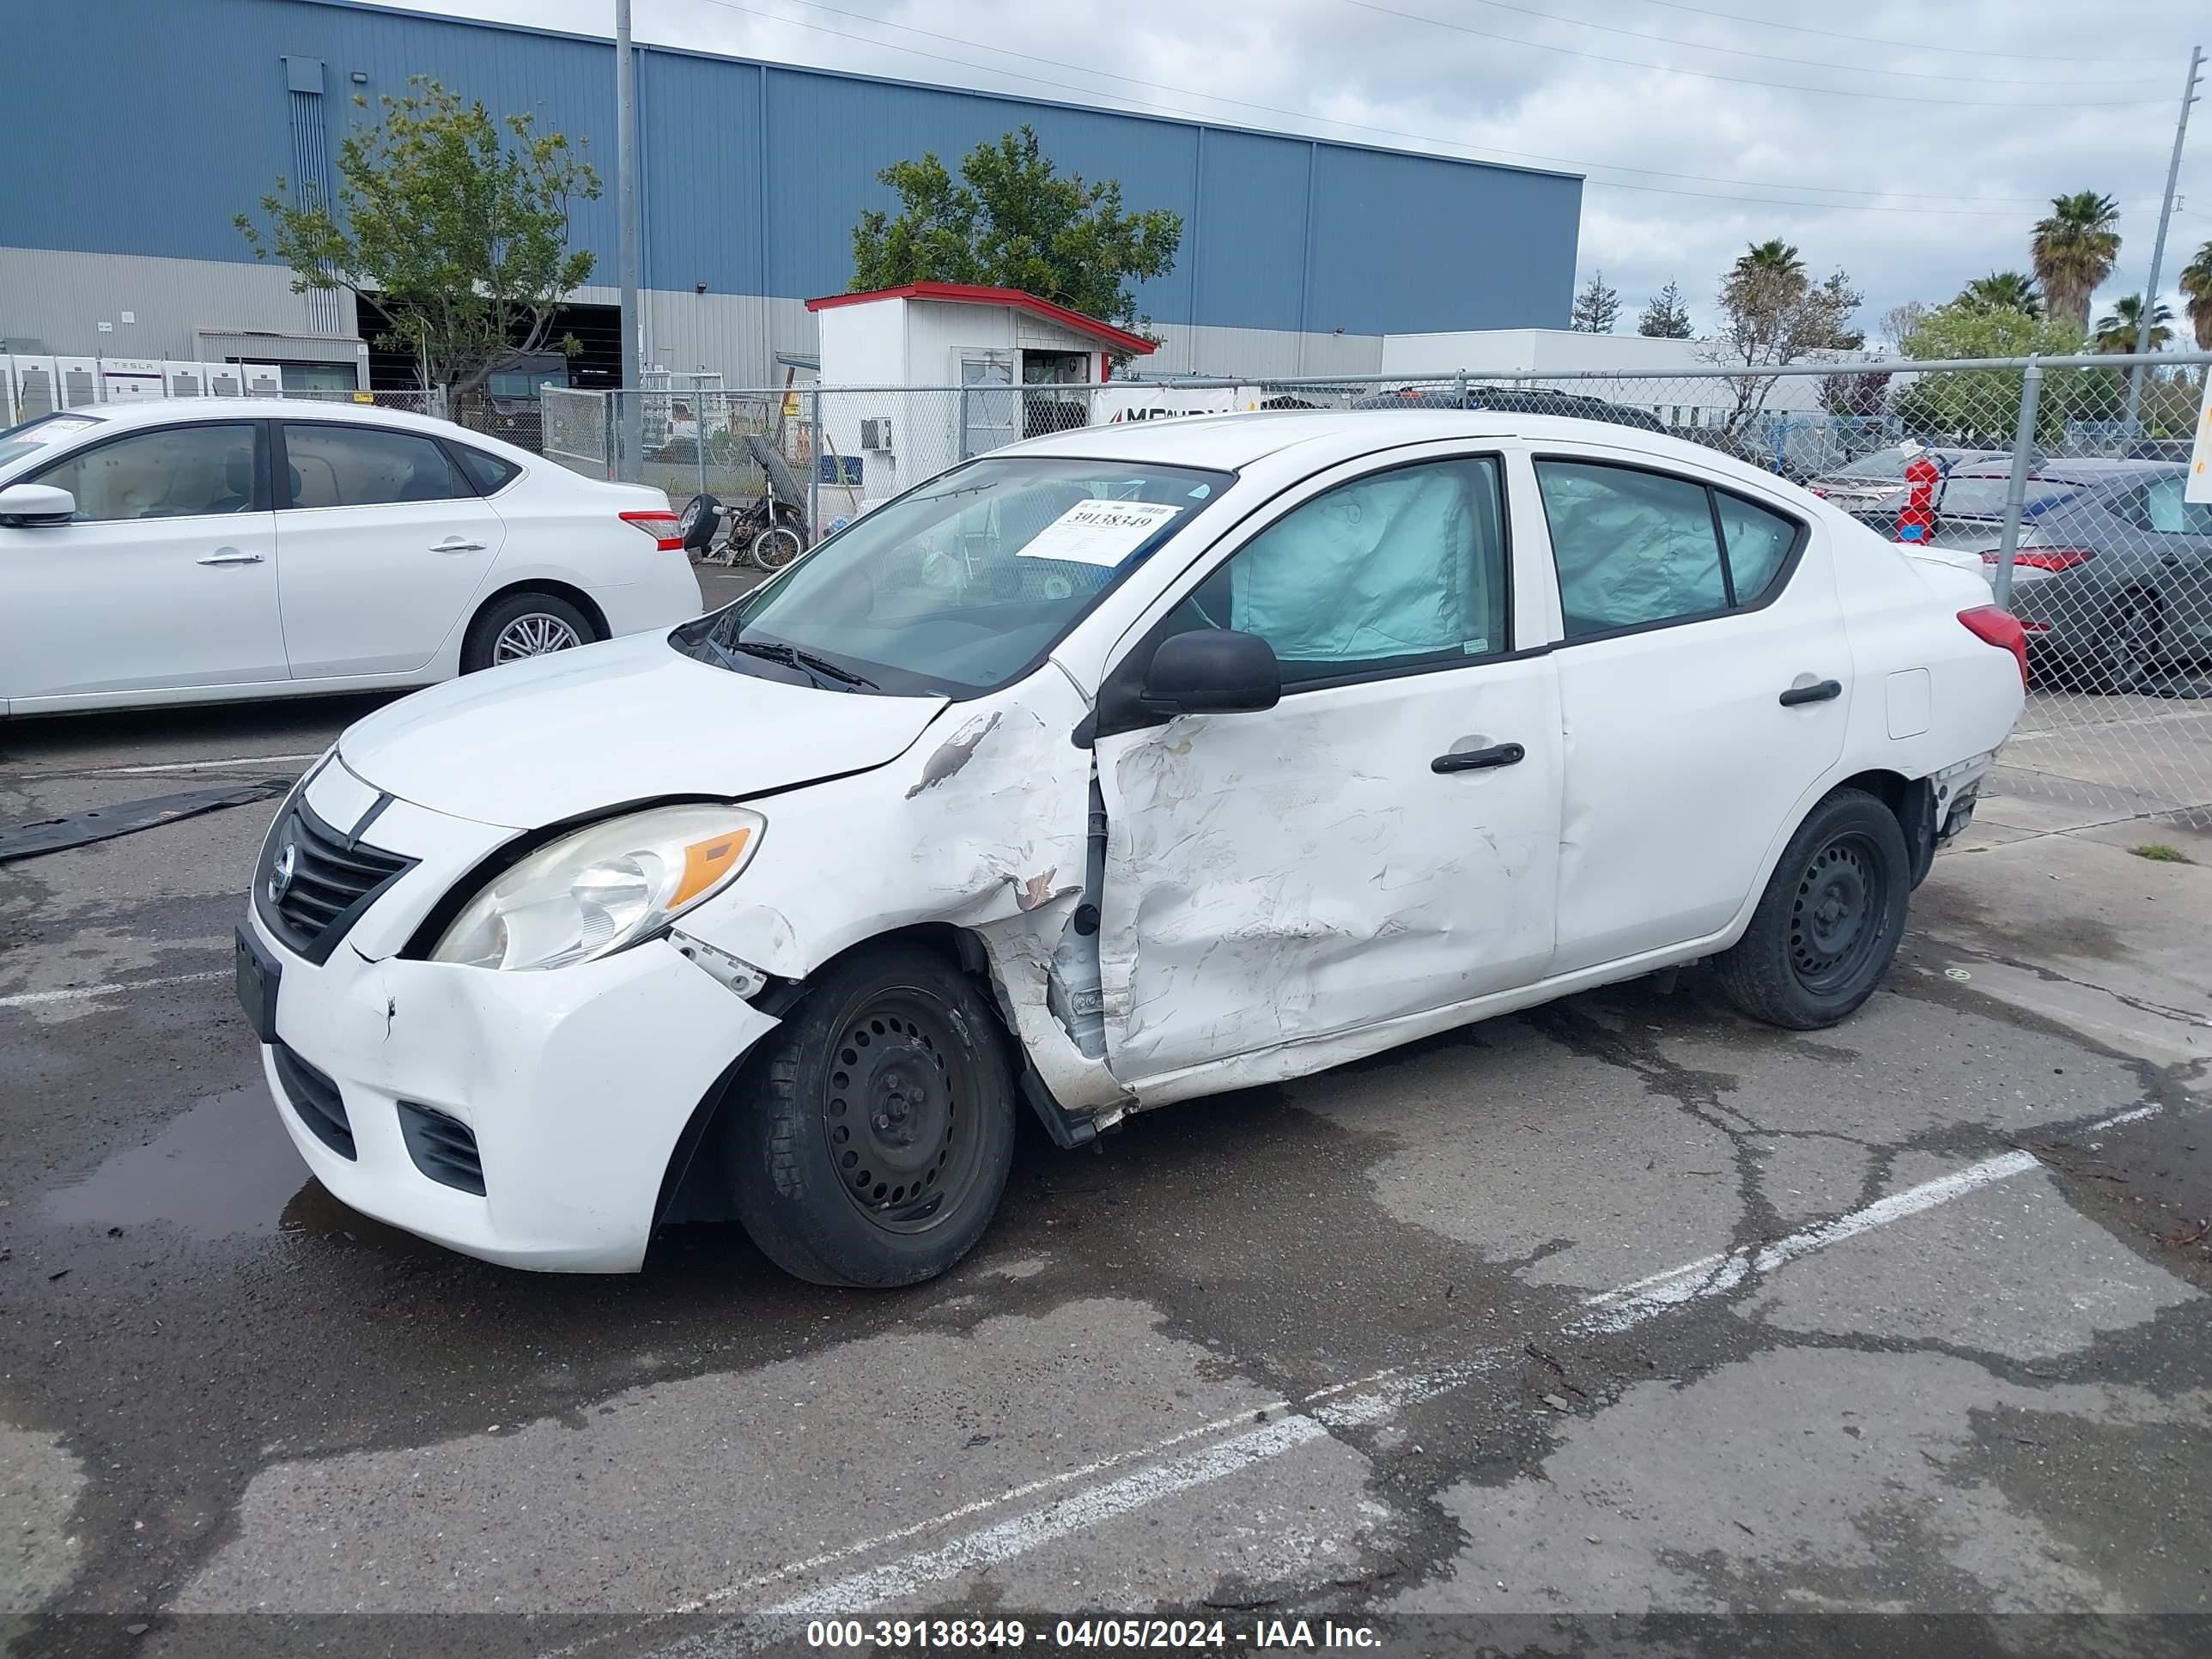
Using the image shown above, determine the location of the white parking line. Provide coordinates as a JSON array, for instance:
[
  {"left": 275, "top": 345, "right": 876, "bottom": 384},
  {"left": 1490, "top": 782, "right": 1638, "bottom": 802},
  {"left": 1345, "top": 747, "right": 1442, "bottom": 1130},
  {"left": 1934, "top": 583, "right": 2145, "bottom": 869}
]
[
  {"left": 645, "top": 1109, "right": 2164, "bottom": 1646},
  {"left": 3, "top": 754, "right": 322, "bottom": 782},
  {"left": 0, "top": 970, "right": 227, "bottom": 1011}
]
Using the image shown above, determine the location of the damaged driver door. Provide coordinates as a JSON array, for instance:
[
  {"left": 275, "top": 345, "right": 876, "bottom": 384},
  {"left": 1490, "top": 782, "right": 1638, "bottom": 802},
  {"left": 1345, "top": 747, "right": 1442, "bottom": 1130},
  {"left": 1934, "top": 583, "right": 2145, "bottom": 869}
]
[{"left": 1088, "top": 449, "right": 1562, "bottom": 1095}]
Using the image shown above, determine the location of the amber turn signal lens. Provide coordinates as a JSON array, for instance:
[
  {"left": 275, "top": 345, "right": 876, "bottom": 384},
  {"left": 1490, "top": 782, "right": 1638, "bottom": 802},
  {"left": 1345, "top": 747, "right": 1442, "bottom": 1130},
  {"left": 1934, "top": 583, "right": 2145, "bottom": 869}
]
[{"left": 672, "top": 827, "right": 755, "bottom": 908}]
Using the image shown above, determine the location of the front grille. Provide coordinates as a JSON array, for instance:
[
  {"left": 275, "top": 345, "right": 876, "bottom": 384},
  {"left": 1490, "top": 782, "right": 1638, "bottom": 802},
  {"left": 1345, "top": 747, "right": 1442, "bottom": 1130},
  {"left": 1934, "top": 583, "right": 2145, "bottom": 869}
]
[
  {"left": 271, "top": 1042, "right": 356, "bottom": 1160},
  {"left": 254, "top": 798, "right": 415, "bottom": 964},
  {"left": 397, "top": 1103, "right": 487, "bottom": 1196}
]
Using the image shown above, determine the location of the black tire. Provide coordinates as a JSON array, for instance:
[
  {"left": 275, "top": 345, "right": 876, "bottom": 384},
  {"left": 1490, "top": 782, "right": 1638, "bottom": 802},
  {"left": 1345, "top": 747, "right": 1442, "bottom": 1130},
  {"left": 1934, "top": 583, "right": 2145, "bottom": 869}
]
[
  {"left": 748, "top": 526, "right": 804, "bottom": 571},
  {"left": 459, "top": 591, "right": 599, "bottom": 673},
  {"left": 1714, "top": 787, "right": 1911, "bottom": 1030},
  {"left": 2082, "top": 592, "right": 2163, "bottom": 696},
  {"left": 678, "top": 491, "right": 722, "bottom": 552},
  {"left": 724, "top": 944, "right": 1017, "bottom": 1287}
]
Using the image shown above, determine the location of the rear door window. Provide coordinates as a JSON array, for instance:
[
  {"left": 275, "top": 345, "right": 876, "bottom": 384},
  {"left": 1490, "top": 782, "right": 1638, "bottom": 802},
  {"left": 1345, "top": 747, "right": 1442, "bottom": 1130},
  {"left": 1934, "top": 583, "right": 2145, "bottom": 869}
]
[
  {"left": 2134, "top": 476, "right": 2212, "bottom": 535},
  {"left": 1534, "top": 459, "right": 1805, "bottom": 639},
  {"left": 281, "top": 425, "right": 465, "bottom": 508}
]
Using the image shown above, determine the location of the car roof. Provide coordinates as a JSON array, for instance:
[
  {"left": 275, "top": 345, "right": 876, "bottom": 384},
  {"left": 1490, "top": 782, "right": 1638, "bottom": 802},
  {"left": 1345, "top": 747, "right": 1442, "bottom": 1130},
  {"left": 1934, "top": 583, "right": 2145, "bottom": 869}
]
[
  {"left": 26, "top": 398, "right": 463, "bottom": 440},
  {"left": 1005, "top": 407, "right": 1769, "bottom": 480},
  {"left": 1953, "top": 457, "right": 2177, "bottom": 483}
]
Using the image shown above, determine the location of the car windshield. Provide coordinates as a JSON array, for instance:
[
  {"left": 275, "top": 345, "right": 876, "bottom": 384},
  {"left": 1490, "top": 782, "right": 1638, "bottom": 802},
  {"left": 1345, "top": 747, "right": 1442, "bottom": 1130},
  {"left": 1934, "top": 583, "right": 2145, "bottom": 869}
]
[
  {"left": 676, "top": 454, "right": 1234, "bottom": 696},
  {"left": 0, "top": 412, "right": 102, "bottom": 473}
]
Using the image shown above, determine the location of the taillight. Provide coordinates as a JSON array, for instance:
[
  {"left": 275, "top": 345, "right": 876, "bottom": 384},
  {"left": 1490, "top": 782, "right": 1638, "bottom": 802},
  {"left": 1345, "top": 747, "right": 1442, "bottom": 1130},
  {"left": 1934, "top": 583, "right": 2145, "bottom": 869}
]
[
  {"left": 1977, "top": 547, "right": 2095, "bottom": 572},
  {"left": 619, "top": 509, "right": 684, "bottom": 550},
  {"left": 1958, "top": 605, "right": 2028, "bottom": 685}
]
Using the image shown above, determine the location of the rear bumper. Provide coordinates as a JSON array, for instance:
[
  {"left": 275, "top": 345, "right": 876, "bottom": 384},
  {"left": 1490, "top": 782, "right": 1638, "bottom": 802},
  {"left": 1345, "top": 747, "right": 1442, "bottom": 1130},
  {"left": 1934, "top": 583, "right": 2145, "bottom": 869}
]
[
  {"left": 592, "top": 562, "right": 707, "bottom": 638},
  {"left": 252, "top": 908, "right": 777, "bottom": 1272}
]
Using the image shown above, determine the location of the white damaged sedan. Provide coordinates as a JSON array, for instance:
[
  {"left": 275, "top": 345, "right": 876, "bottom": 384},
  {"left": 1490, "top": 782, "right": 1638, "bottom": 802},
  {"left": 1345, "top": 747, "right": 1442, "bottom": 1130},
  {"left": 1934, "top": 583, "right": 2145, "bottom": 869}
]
[{"left": 237, "top": 410, "right": 2026, "bottom": 1285}]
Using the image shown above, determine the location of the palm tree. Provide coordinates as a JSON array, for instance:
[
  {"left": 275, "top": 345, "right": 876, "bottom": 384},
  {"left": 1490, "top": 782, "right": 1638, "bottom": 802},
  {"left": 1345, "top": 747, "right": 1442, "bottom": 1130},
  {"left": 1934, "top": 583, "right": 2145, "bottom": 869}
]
[
  {"left": 1736, "top": 239, "right": 1806, "bottom": 282},
  {"left": 2030, "top": 191, "right": 2121, "bottom": 333},
  {"left": 2091, "top": 293, "right": 2173, "bottom": 354},
  {"left": 2181, "top": 240, "right": 2212, "bottom": 350},
  {"left": 1959, "top": 270, "right": 2042, "bottom": 317}
]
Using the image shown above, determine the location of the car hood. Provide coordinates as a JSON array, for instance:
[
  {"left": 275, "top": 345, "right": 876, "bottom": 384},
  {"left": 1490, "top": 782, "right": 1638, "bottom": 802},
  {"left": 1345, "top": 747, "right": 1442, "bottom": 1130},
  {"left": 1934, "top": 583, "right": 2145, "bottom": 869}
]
[{"left": 339, "top": 631, "right": 949, "bottom": 829}]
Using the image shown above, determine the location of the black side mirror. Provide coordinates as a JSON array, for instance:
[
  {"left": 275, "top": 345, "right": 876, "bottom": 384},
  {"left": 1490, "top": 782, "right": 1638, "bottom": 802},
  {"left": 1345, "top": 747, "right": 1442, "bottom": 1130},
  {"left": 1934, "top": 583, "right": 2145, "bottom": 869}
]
[{"left": 1143, "top": 630, "right": 1281, "bottom": 717}]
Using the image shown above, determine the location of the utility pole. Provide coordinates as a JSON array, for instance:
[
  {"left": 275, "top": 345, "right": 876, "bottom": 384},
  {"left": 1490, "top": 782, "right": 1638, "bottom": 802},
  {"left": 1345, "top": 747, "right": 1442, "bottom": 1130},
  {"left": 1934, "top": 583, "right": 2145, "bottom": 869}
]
[
  {"left": 615, "top": 0, "right": 643, "bottom": 471},
  {"left": 2125, "top": 44, "right": 2202, "bottom": 430}
]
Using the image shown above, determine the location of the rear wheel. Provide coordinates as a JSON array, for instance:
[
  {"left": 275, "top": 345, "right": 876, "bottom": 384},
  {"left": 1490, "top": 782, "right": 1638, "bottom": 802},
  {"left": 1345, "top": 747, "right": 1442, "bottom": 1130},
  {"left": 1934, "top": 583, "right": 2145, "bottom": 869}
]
[
  {"left": 724, "top": 944, "right": 1017, "bottom": 1287},
  {"left": 1714, "top": 787, "right": 1910, "bottom": 1030},
  {"left": 459, "top": 591, "right": 598, "bottom": 673},
  {"left": 2083, "top": 592, "right": 2163, "bottom": 695}
]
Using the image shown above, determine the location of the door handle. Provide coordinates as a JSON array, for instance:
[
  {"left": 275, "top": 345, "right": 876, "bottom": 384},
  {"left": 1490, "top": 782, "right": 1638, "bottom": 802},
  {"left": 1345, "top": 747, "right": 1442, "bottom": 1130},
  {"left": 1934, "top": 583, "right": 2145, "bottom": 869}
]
[
  {"left": 196, "top": 549, "right": 264, "bottom": 566},
  {"left": 1431, "top": 741, "right": 1525, "bottom": 774},
  {"left": 431, "top": 538, "right": 486, "bottom": 553},
  {"left": 1778, "top": 679, "right": 1843, "bottom": 707}
]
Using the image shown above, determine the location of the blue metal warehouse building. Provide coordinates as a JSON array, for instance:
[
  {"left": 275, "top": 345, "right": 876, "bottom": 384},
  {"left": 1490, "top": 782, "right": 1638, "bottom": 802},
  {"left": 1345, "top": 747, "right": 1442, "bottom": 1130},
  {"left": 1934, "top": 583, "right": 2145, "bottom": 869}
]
[{"left": 0, "top": 0, "right": 1583, "bottom": 387}]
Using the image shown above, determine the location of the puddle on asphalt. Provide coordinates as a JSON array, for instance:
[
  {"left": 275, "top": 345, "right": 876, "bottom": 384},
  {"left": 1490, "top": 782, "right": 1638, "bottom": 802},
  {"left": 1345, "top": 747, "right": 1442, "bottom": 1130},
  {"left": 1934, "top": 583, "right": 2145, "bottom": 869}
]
[{"left": 40, "top": 1085, "right": 323, "bottom": 1240}]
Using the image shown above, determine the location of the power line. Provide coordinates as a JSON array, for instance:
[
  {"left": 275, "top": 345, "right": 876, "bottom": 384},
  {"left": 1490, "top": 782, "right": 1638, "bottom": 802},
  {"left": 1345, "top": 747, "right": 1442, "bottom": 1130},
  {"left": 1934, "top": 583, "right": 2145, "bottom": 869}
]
[
  {"left": 1626, "top": 0, "right": 2172, "bottom": 66},
  {"left": 1444, "top": 0, "right": 2162, "bottom": 87},
  {"left": 682, "top": 0, "right": 2166, "bottom": 216},
  {"left": 1330, "top": 0, "right": 2168, "bottom": 106}
]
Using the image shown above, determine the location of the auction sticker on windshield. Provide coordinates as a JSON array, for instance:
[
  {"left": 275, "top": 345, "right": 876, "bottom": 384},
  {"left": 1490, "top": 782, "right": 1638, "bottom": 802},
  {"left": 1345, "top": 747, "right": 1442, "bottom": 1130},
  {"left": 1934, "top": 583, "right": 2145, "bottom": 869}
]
[{"left": 1017, "top": 500, "right": 1183, "bottom": 566}]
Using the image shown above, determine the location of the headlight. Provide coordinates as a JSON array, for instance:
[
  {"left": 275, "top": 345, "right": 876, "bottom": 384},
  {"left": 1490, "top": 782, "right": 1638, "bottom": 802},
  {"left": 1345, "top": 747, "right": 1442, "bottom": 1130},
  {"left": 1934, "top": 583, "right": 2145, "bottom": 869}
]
[{"left": 431, "top": 804, "right": 764, "bottom": 970}]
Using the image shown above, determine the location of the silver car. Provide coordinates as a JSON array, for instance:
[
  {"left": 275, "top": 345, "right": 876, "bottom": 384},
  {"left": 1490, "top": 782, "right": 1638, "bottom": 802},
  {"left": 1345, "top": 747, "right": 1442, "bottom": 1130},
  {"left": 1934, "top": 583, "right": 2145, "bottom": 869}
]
[{"left": 1807, "top": 445, "right": 2004, "bottom": 514}]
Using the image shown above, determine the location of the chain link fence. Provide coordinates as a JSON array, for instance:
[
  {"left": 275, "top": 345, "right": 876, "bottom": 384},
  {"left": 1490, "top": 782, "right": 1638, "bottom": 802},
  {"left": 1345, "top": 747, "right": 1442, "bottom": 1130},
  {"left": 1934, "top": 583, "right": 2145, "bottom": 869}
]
[{"left": 567, "top": 356, "right": 2209, "bottom": 826}]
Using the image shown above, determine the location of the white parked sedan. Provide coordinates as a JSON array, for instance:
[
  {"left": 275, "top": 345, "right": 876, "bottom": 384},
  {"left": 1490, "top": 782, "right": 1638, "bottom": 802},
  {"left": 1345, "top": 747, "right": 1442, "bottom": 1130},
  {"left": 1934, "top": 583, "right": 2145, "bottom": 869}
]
[
  {"left": 235, "top": 410, "right": 2026, "bottom": 1287},
  {"left": 0, "top": 399, "right": 702, "bottom": 714}
]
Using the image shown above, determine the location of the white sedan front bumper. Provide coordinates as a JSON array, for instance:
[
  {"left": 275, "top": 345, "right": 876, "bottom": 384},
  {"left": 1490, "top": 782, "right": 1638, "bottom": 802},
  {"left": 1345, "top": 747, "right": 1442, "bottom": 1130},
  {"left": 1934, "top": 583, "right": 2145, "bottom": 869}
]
[{"left": 244, "top": 769, "right": 779, "bottom": 1272}]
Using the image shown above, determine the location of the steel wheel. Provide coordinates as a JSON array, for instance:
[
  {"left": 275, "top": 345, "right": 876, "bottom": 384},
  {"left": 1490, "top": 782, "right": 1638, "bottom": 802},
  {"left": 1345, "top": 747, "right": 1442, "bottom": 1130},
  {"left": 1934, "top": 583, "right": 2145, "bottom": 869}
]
[
  {"left": 1788, "top": 831, "right": 1891, "bottom": 998},
  {"left": 491, "top": 613, "right": 584, "bottom": 661},
  {"left": 749, "top": 526, "right": 804, "bottom": 571},
  {"left": 821, "top": 993, "right": 983, "bottom": 1236}
]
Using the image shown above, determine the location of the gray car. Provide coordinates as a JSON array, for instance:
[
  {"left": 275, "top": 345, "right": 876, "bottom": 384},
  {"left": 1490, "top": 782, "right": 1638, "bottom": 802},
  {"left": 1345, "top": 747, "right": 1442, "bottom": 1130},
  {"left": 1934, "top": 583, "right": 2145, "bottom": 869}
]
[{"left": 1876, "top": 460, "right": 2211, "bottom": 692}]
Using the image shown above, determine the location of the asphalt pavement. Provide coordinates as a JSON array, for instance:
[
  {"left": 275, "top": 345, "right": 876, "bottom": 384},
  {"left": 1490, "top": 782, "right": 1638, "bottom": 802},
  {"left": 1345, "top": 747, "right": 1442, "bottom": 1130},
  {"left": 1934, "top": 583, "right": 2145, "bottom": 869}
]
[{"left": 2, "top": 650, "right": 2209, "bottom": 1659}]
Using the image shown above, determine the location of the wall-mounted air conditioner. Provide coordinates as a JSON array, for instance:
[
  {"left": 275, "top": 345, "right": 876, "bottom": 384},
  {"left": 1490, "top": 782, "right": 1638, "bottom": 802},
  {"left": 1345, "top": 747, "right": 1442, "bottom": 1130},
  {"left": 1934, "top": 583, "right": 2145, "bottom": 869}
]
[{"left": 860, "top": 416, "right": 893, "bottom": 450}]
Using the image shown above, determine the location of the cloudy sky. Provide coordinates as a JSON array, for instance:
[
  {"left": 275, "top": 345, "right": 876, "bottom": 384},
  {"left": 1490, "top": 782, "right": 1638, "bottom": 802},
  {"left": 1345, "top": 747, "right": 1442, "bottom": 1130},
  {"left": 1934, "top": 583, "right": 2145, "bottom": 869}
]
[{"left": 381, "top": 0, "right": 2206, "bottom": 345}]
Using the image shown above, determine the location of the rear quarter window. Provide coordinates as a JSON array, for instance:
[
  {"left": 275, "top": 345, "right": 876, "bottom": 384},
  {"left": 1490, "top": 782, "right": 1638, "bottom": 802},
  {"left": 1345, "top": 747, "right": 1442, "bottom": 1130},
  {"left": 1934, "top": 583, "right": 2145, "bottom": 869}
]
[{"left": 450, "top": 445, "right": 522, "bottom": 495}]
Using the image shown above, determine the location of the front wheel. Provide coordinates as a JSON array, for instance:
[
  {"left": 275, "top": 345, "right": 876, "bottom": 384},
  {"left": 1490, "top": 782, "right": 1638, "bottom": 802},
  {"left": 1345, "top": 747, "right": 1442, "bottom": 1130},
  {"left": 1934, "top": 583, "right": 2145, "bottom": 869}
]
[
  {"left": 748, "top": 525, "right": 804, "bottom": 571},
  {"left": 1713, "top": 787, "right": 1910, "bottom": 1030},
  {"left": 724, "top": 944, "right": 1018, "bottom": 1286}
]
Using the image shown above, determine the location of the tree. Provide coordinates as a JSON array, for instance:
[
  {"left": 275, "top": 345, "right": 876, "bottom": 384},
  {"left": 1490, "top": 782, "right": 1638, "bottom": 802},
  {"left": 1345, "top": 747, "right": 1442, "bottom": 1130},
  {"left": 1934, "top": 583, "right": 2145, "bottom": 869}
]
[
  {"left": 1570, "top": 270, "right": 1620, "bottom": 333},
  {"left": 2092, "top": 293, "right": 2174, "bottom": 354},
  {"left": 1637, "top": 280, "right": 1693, "bottom": 337},
  {"left": 851, "top": 126, "right": 1181, "bottom": 339},
  {"left": 1739, "top": 238, "right": 1806, "bottom": 281},
  {"left": 2030, "top": 191, "right": 2121, "bottom": 334},
  {"left": 237, "top": 77, "right": 599, "bottom": 398},
  {"left": 1878, "top": 301, "right": 1929, "bottom": 354},
  {"left": 1701, "top": 241, "right": 1863, "bottom": 433},
  {"left": 1820, "top": 371, "right": 1889, "bottom": 417},
  {"left": 1890, "top": 299, "right": 2084, "bottom": 444},
  {"left": 1959, "top": 271, "right": 2042, "bottom": 319},
  {"left": 2178, "top": 240, "right": 2212, "bottom": 349}
]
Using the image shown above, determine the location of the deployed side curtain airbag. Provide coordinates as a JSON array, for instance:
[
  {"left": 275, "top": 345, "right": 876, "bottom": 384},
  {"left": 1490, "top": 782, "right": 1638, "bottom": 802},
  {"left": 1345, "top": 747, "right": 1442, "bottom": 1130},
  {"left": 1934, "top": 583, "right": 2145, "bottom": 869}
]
[
  {"left": 1539, "top": 464, "right": 1728, "bottom": 635},
  {"left": 1229, "top": 467, "right": 1488, "bottom": 663}
]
